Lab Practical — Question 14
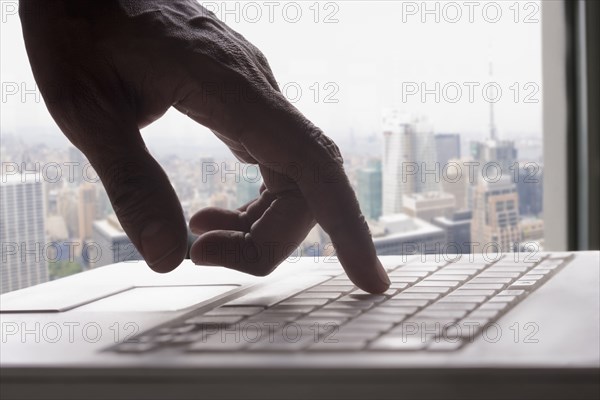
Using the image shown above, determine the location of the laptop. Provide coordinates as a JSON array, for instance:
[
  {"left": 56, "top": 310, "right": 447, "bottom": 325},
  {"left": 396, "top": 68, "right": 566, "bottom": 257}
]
[{"left": 1, "top": 252, "right": 599, "bottom": 399}]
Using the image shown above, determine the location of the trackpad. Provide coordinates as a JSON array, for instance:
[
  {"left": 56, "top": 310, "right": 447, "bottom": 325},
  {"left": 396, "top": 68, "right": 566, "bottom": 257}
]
[{"left": 75, "top": 285, "right": 238, "bottom": 312}]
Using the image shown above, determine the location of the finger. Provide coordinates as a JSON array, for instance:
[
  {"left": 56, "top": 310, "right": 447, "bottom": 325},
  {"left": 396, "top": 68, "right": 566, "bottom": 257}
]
[
  {"left": 187, "top": 93, "right": 388, "bottom": 292},
  {"left": 189, "top": 190, "right": 274, "bottom": 234},
  {"left": 33, "top": 67, "right": 189, "bottom": 273},
  {"left": 190, "top": 192, "right": 315, "bottom": 275},
  {"left": 170, "top": 25, "right": 389, "bottom": 291}
]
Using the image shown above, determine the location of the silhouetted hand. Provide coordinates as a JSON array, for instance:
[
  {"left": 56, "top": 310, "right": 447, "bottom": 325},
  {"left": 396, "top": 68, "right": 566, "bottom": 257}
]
[{"left": 20, "top": 0, "right": 390, "bottom": 293}]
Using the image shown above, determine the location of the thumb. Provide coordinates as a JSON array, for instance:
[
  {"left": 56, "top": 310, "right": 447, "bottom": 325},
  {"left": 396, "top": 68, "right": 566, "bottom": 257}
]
[{"left": 90, "top": 144, "right": 188, "bottom": 273}]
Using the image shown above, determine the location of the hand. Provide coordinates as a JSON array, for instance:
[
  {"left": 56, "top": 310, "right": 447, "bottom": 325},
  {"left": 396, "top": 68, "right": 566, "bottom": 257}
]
[{"left": 20, "top": 0, "right": 390, "bottom": 293}]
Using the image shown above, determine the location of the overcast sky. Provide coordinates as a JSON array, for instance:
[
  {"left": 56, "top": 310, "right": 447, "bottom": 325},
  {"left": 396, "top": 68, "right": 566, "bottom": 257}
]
[{"left": 1, "top": 1, "right": 542, "bottom": 156}]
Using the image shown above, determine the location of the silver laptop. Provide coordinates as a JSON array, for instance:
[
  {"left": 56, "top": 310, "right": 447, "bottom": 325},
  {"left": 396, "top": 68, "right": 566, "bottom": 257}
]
[{"left": 1, "top": 252, "right": 599, "bottom": 399}]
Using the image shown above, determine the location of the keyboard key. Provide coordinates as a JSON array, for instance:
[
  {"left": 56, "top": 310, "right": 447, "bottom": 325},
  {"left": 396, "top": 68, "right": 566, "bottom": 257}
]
[
  {"left": 342, "top": 320, "right": 395, "bottom": 333},
  {"left": 427, "top": 274, "right": 470, "bottom": 281},
  {"left": 311, "top": 309, "right": 363, "bottom": 318},
  {"left": 434, "top": 269, "right": 479, "bottom": 275},
  {"left": 321, "top": 280, "right": 356, "bottom": 286},
  {"left": 509, "top": 280, "right": 539, "bottom": 289},
  {"left": 461, "top": 283, "right": 505, "bottom": 290},
  {"left": 292, "top": 317, "right": 349, "bottom": 327},
  {"left": 185, "top": 315, "right": 244, "bottom": 325},
  {"left": 390, "top": 276, "right": 420, "bottom": 283},
  {"left": 380, "top": 299, "right": 430, "bottom": 307},
  {"left": 389, "top": 271, "right": 429, "bottom": 277},
  {"left": 521, "top": 274, "right": 547, "bottom": 280},
  {"left": 478, "top": 271, "right": 520, "bottom": 278},
  {"left": 204, "top": 306, "right": 264, "bottom": 317},
  {"left": 498, "top": 290, "right": 525, "bottom": 296},
  {"left": 488, "top": 295, "right": 518, "bottom": 303},
  {"left": 390, "top": 283, "right": 410, "bottom": 292},
  {"left": 438, "top": 295, "right": 487, "bottom": 304},
  {"left": 415, "top": 310, "right": 468, "bottom": 319},
  {"left": 268, "top": 305, "right": 317, "bottom": 313},
  {"left": 393, "top": 293, "right": 440, "bottom": 300},
  {"left": 487, "top": 266, "right": 528, "bottom": 273},
  {"left": 478, "top": 302, "right": 510, "bottom": 310},
  {"left": 345, "top": 291, "right": 389, "bottom": 302},
  {"left": 325, "top": 301, "right": 374, "bottom": 310},
  {"left": 416, "top": 280, "right": 460, "bottom": 287},
  {"left": 227, "top": 275, "right": 331, "bottom": 307},
  {"left": 426, "top": 302, "right": 478, "bottom": 311},
  {"left": 369, "top": 306, "right": 419, "bottom": 315},
  {"left": 295, "top": 292, "right": 342, "bottom": 300},
  {"left": 452, "top": 289, "right": 496, "bottom": 297},
  {"left": 277, "top": 298, "right": 330, "bottom": 307},
  {"left": 244, "top": 310, "right": 303, "bottom": 323},
  {"left": 469, "top": 277, "right": 512, "bottom": 284},
  {"left": 308, "top": 285, "right": 354, "bottom": 293},
  {"left": 396, "top": 265, "right": 439, "bottom": 272},
  {"left": 403, "top": 286, "right": 451, "bottom": 294}
]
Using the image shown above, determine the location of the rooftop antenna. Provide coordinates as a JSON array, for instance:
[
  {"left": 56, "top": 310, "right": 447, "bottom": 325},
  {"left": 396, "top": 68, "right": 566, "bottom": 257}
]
[{"left": 488, "top": 43, "right": 498, "bottom": 141}]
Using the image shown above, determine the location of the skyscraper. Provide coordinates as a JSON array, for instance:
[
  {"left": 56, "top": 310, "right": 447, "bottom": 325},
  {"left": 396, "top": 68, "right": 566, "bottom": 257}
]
[
  {"left": 517, "top": 164, "right": 543, "bottom": 216},
  {"left": 1, "top": 173, "right": 49, "bottom": 294},
  {"left": 90, "top": 214, "right": 142, "bottom": 268},
  {"left": 470, "top": 139, "right": 518, "bottom": 174},
  {"left": 432, "top": 210, "right": 472, "bottom": 254},
  {"left": 441, "top": 158, "right": 471, "bottom": 211},
  {"left": 471, "top": 177, "right": 521, "bottom": 253},
  {"left": 435, "top": 133, "right": 461, "bottom": 168},
  {"left": 370, "top": 213, "right": 446, "bottom": 256},
  {"left": 382, "top": 110, "right": 440, "bottom": 215},
  {"left": 357, "top": 159, "right": 382, "bottom": 221},
  {"left": 77, "top": 183, "right": 97, "bottom": 242},
  {"left": 402, "top": 191, "right": 456, "bottom": 223}
]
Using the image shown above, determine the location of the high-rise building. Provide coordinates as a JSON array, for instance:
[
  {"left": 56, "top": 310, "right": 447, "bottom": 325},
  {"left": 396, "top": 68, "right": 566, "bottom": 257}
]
[
  {"left": 57, "top": 186, "right": 79, "bottom": 239},
  {"left": 402, "top": 191, "right": 456, "bottom": 223},
  {"left": 370, "top": 213, "right": 446, "bottom": 256},
  {"left": 435, "top": 133, "right": 461, "bottom": 167},
  {"left": 471, "top": 177, "right": 521, "bottom": 253},
  {"left": 470, "top": 139, "right": 518, "bottom": 177},
  {"left": 519, "top": 217, "right": 544, "bottom": 250},
  {"left": 67, "top": 146, "right": 88, "bottom": 187},
  {"left": 77, "top": 183, "right": 97, "bottom": 242},
  {"left": 517, "top": 164, "right": 543, "bottom": 216},
  {"left": 90, "top": 214, "right": 142, "bottom": 268},
  {"left": 441, "top": 158, "right": 471, "bottom": 211},
  {"left": 382, "top": 111, "right": 440, "bottom": 215},
  {"left": 432, "top": 210, "right": 472, "bottom": 254},
  {"left": 0, "top": 174, "right": 49, "bottom": 293},
  {"left": 357, "top": 159, "right": 382, "bottom": 221}
]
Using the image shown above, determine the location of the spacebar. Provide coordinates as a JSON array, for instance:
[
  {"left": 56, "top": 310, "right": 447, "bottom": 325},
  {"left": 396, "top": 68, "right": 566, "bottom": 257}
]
[{"left": 226, "top": 275, "right": 332, "bottom": 307}]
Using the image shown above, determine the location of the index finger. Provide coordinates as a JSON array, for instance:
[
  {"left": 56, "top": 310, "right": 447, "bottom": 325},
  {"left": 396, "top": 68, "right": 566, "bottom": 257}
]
[{"left": 237, "top": 92, "right": 391, "bottom": 293}]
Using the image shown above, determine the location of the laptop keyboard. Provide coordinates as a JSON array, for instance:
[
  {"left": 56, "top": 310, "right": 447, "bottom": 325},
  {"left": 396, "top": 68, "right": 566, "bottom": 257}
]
[{"left": 113, "top": 253, "right": 573, "bottom": 353}]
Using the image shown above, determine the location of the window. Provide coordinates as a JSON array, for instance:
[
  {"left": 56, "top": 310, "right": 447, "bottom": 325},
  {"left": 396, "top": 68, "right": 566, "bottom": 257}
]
[{"left": 1, "top": 1, "right": 548, "bottom": 292}]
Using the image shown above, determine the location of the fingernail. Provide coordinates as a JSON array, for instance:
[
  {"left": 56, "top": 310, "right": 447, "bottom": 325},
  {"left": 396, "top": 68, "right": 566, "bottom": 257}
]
[
  {"left": 376, "top": 258, "right": 391, "bottom": 288},
  {"left": 140, "top": 221, "right": 181, "bottom": 272}
]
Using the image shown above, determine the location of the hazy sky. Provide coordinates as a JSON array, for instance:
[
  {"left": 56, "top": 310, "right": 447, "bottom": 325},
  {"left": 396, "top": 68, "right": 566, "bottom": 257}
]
[{"left": 1, "top": 1, "right": 542, "bottom": 155}]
